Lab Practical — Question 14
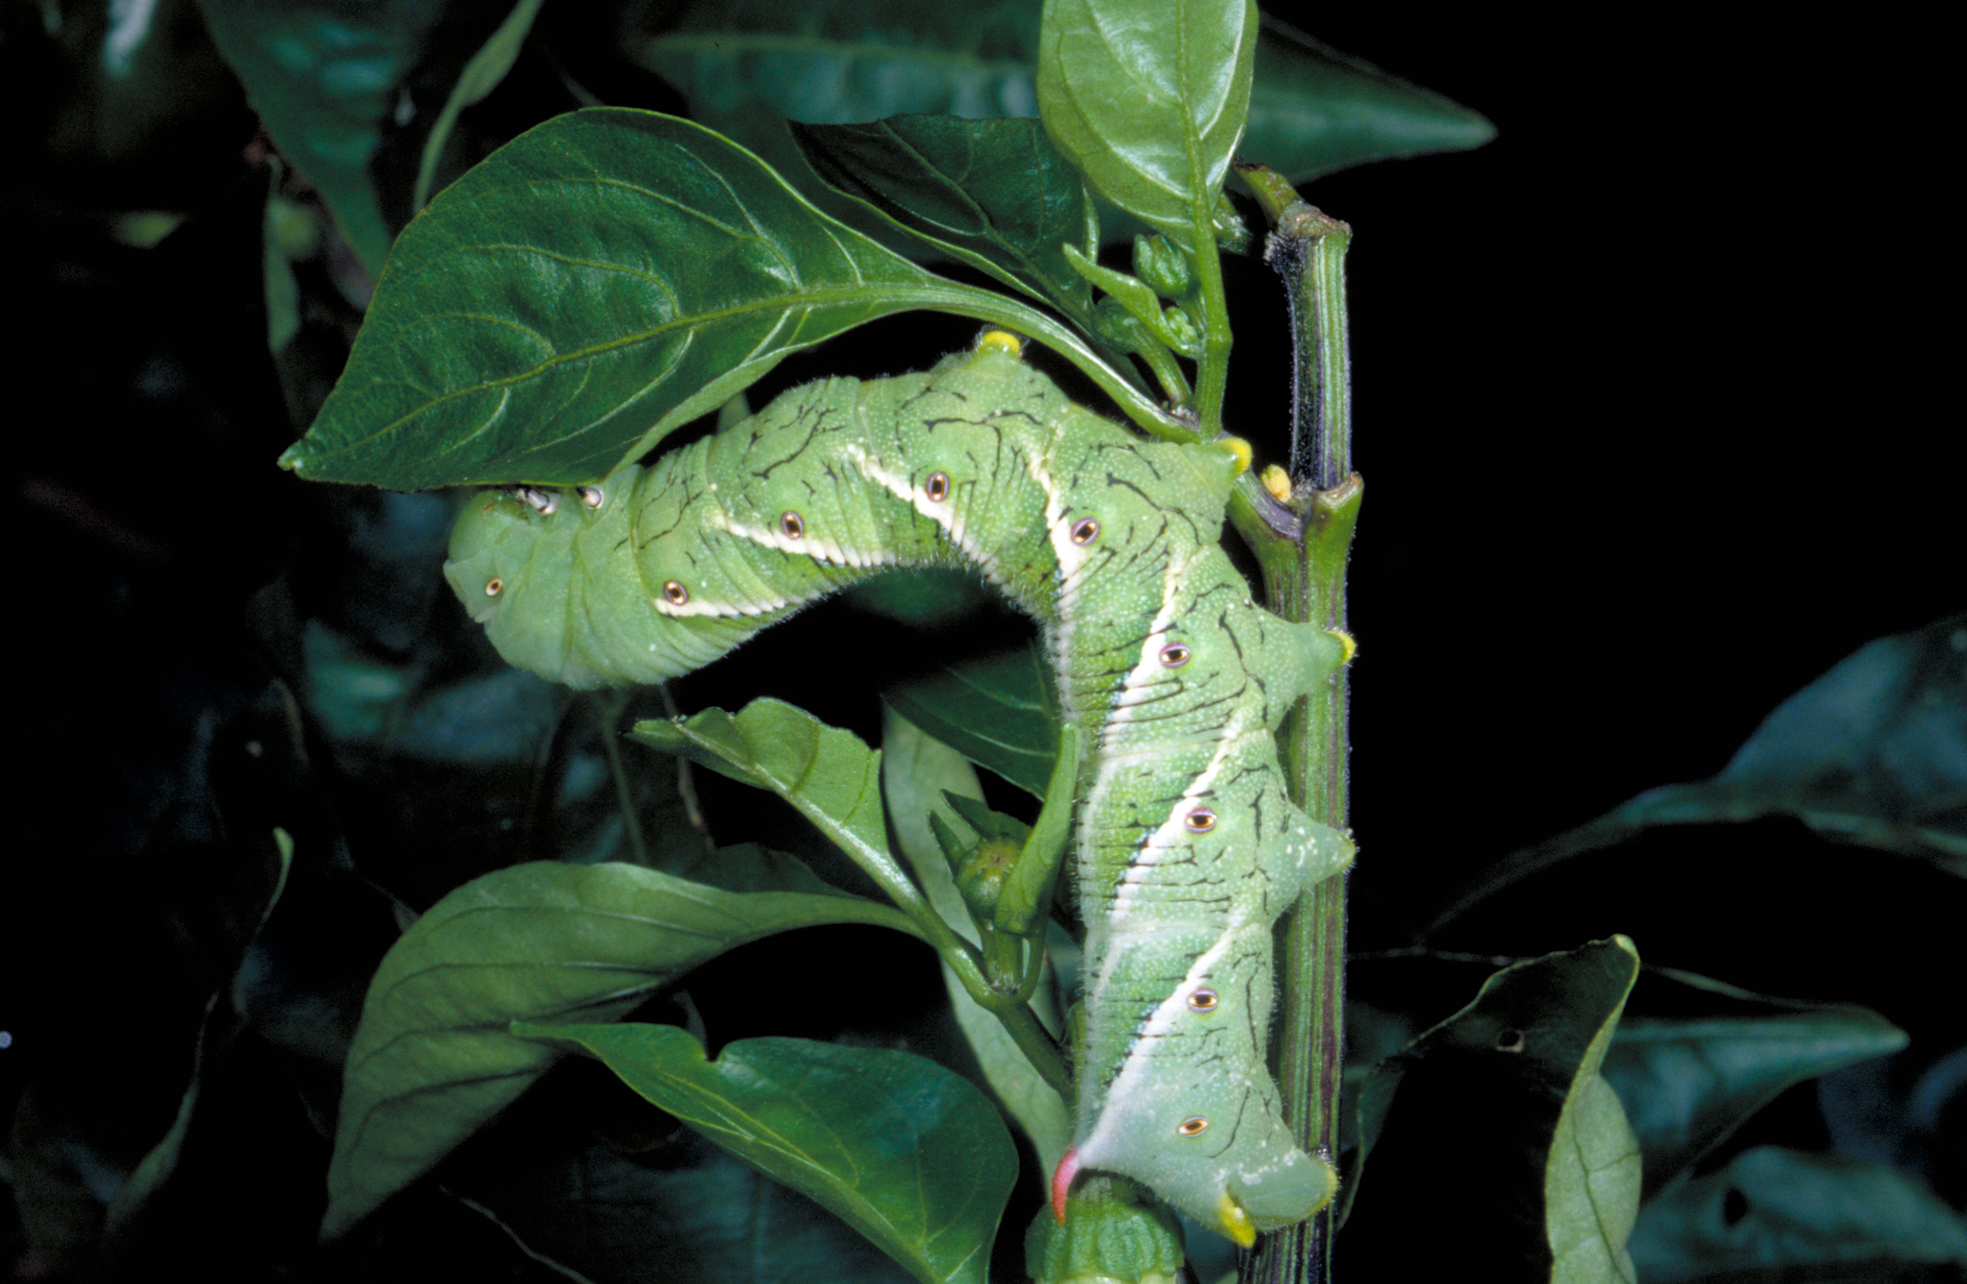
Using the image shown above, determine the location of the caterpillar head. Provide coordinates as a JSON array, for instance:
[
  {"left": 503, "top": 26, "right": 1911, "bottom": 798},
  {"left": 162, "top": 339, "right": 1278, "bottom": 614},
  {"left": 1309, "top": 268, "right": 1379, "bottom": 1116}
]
[{"left": 444, "top": 467, "right": 758, "bottom": 688}]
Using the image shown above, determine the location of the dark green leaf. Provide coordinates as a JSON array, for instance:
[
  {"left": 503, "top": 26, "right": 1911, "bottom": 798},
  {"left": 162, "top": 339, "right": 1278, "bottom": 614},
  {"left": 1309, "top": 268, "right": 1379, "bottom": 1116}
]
[
  {"left": 303, "top": 619, "right": 559, "bottom": 762},
  {"left": 1604, "top": 969, "right": 1907, "bottom": 1197},
  {"left": 883, "top": 645, "right": 1060, "bottom": 796},
  {"left": 1345, "top": 937, "right": 1643, "bottom": 1282},
  {"left": 281, "top": 109, "right": 1162, "bottom": 488},
  {"left": 517, "top": 1023, "right": 1017, "bottom": 1284},
  {"left": 412, "top": 0, "right": 547, "bottom": 212},
  {"left": 323, "top": 860, "right": 916, "bottom": 1239},
  {"left": 845, "top": 567, "right": 999, "bottom": 628},
  {"left": 1242, "top": 16, "right": 1494, "bottom": 183},
  {"left": 632, "top": 3, "right": 1490, "bottom": 223},
  {"left": 790, "top": 115, "right": 1097, "bottom": 317},
  {"left": 452, "top": 1135, "right": 917, "bottom": 1284},
  {"left": 194, "top": 0, "right": 445, "bottom": 274},
  {"left": 633, "top": 0, "right": 1044, "bottom": 193},
  {"left": 1432, "top": 614, "right": 1967, "bottom": 930},
  {"left": 1628, "top": 1146, "right": 1967, "bottom": 1283},
  {"left": 676, "top": 842, "right": 847, "bottom": 897},
  {"left": 103, "top": 830, "right": 295, "bottom": 1240},
  {"left": 1037, "top": 0, "right": 1258, "bottom": 241},
  {"left": 881, "top": 709, "right": 1071, "bottom": 1168}
]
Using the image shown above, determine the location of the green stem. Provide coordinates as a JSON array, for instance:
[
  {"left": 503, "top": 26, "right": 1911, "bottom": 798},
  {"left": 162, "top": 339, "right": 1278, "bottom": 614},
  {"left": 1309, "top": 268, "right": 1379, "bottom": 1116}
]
[
  {"left": 594, "top": 691, "right": 651, "bottom": 868},
  {"left": 1190, "top": 202, "right": 1233, "bottom": 436},
  {"left": 1238, "top": 170, "right": 1360, "bottom": 1284},
  {"left": 1134, "top": 335, "right": 1194, "bottom": 408},
  {"left": 919, "top": 287, "right": 1196, "bottom": 442}
]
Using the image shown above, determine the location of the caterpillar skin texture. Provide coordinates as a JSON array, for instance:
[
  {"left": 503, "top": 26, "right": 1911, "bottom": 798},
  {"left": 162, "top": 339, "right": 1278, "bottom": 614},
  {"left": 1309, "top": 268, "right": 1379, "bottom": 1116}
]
[{"left": 444, "top": 342, "right": 1355, "bottom": 1243}]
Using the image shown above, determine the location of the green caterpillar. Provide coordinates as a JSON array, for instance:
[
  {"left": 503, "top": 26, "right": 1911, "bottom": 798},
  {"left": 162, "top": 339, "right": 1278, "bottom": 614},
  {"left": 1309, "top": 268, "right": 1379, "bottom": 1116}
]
[{"left": 444, "top": 334, "right": 1355, "bottom": 1246}]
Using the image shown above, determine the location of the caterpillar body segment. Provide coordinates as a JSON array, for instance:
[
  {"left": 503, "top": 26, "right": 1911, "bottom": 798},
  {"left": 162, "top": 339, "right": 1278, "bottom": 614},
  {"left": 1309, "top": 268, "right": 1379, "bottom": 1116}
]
[{"left": 444, "top": 342, "right": 1354, "bottom": 1239}]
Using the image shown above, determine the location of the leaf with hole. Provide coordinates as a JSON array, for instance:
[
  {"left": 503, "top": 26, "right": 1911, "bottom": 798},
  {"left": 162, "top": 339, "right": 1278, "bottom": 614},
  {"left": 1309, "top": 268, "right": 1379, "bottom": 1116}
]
[
  {"left": 1345, "top": 937, "right": 1643, "bottom": 1282},
  {"left": 1628, "top": 1146, "right": 1967, "bottom": 1282}
]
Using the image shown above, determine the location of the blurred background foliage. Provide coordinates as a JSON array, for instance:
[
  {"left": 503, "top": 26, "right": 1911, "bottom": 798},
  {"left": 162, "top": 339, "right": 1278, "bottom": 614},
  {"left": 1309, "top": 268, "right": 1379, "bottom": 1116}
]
[{"left": 0, "top": 1, "right": 1959, "bottom": 1280}]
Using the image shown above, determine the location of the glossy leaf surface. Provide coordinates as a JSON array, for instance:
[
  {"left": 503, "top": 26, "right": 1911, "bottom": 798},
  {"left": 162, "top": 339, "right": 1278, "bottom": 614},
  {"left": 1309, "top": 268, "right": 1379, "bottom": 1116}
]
[
  {"left": 1037, "top": 0, "right": 1257, "bottom": 240},
  {"left": 323, "top": 859, "right": 914, "bottom": 1238},
  {"left": 195, "top": 0, "right": 442, "bottom": 273},
  {"left": 883, "top": 645, "right": 1060, "bottom": 796},
  {"left": 1346, "top": 937, "right": 1643, "bottom": 1281},
  {"left": 1627, "top": 1146, "right": 1967, "bottom": 1283},
  {"left": 791, "top": 115, "right": 1097, "bottom": 318},
  {"left": 282, "top": 109, "right": 1157, "bottom": 489},
  {"left": 1604, "top": 969, "right": 1907, "bottom": 1197},
  {"left": 1434, "top": 614, "right": 1967, "bottom": 928},
  {"left": 519, "top": 1022, "right": 1017, "bottom": 1284}
]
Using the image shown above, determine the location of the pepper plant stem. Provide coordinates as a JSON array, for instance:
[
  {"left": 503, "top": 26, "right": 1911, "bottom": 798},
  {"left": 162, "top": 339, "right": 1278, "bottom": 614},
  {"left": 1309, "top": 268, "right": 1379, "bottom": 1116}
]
[{"left": 1238, "top": 169, "right": 1359, "bottom": 1284}]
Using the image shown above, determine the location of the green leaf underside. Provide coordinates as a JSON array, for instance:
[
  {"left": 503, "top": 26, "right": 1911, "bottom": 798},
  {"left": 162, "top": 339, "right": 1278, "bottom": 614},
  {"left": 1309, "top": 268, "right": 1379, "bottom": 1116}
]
[
  {"left": 791, "top": 115, "right": 1097, "bottom": 318},
  {"left": 1432, "top": 614, "right": 1967, "bottom": 929},
  {"left": 880, "top": 709, "right": 1071, "bottom": 1169},
  {"left": 516, "top": 1023, "right": 1017, "bottom": 1284},
  {"left": 1604, "top": 968, "right": 1907, "bottom": 1197},
  {"left": 322, "top": 859, "right": 915, "bottom": 1239},
  {"left": 631, "top": 699, "right": 916, "bottom": 900},
  {"left": 1627, "top": 1146, "right": 1967, "bottom": 1283},
  {"left": 883, "top": 646, "right": 1060, "bottom": 797},
  {"left": 1346, "top": 937, "right": 1643, "bottom": 1282},
  {"left": 195, "top": 0, "right": 441, "bottom": 274},
  {"left": 1036, "top": 0, "right": 1258, "bottom": 239}
]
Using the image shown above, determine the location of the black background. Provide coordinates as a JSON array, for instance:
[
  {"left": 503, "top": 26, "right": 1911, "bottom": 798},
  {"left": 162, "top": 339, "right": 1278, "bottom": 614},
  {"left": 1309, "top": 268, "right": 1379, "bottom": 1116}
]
[{"left": 3, "top": 2, "right": 1959, "bottom": 1279}]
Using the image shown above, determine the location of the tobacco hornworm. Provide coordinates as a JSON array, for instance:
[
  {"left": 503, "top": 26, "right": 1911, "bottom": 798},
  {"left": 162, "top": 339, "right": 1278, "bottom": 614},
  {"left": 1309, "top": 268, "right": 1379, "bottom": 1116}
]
[{"left": 444, "top": 334, "right": 1355, "bottom": 1246}]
